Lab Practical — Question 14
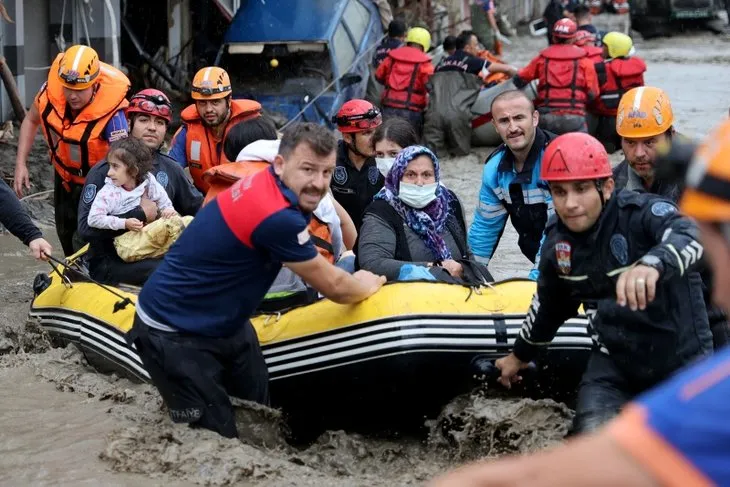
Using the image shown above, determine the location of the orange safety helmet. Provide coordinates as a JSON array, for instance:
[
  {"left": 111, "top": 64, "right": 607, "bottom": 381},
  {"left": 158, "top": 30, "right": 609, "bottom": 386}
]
[
  {"left": 616, "top": 86, "right": 674, "bottom": 139},
  {"left": 679, "top": 119, "right": 730, "bottom": 222},
  {"left": 57, "top": 45, "right": 100, "bottom": 90},
  {"left": 552, "top": 18, "right": 578, "bottom": 40},
  {"left": 332, "top": 99, "right": 382, "bottom": 133},
  {"left": 191, "top": 66, "right": 232, "bottom": 100},
  {"left": 541, "top": 132, "right": 612, "bottom": 182}
]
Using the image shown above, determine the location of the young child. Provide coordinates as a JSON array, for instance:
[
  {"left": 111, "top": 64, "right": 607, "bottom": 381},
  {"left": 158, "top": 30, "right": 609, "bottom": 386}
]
[{"left": 88, "top": 137, "right": 177, "bottom": 232}]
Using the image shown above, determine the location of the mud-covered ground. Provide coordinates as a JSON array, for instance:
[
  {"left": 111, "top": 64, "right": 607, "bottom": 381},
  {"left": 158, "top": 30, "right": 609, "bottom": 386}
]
[{"left": 1, "top": 30, "right": 729, "bottom": 486}]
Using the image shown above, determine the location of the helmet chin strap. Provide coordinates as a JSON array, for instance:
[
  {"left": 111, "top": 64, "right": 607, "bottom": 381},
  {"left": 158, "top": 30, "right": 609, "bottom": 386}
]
[
  {"left": 595, "top": 180, "right": 606, "bottom": 209},
  {"left": 346, "top": 135, "right": 369, "bottom": 159}
]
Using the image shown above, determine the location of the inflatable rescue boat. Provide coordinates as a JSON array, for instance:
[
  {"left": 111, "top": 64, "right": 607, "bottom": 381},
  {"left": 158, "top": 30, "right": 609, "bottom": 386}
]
[
  {"left": 471, "top": 79, "right": 539, "bottom": 147},
  {"left": 29, "top": 248, "right": 592, "bottom": 430}
]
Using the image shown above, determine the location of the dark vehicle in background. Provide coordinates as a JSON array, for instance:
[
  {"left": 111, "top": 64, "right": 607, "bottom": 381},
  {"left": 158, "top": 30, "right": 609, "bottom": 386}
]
[
  {"left": 216, "top": 0, "right": 384, "bottom": 128},
  {"left": 630, "top": 0, "right": 724, "bottom": 38}
]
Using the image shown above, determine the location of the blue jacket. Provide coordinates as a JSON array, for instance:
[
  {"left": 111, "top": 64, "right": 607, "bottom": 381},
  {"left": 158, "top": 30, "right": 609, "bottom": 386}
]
[{"left": 468, "top": 128, "right": 556, "bottom": 280}]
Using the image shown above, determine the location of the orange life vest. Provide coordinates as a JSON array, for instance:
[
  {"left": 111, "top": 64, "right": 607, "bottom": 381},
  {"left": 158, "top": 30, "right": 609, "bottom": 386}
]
[
  {"left": 201, "top": 161, "right": 335, "bottom": 262},
  {"left": 179, "top": 99, "right": 262, "bottom": 193},
  {"left": 36, "top": 54, "right": 130, "bottom": 187},
  {"left": 477, "top": 50, "right": 510, "bottom": 86},
  {"left": 591, "top": 57, "right": 646, "bottom": 116}
]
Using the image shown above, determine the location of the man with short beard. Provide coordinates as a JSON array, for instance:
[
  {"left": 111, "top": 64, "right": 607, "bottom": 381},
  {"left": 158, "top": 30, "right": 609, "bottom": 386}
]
[
  {"left": 469, "top": 90, "right": 557, "bottom": 280},
  {"left": 78, "top": 89, "right": 203, "bottom": 285},
  {"left": 129, "top": 123, "right": 386, "bottom": 439},
  {"left": 168, "top": 66, "right": 262, "bottom": 193}
]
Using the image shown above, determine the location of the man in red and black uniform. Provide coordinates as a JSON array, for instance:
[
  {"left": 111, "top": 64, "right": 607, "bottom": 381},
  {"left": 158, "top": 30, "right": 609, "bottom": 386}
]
[
  {"left": 514, "top": 18, "right": 599, "bottom": 135},
  {"left": 130, "top": 123, "right": 386, "bottom": 439},
  {"left": 330, "top": 99, "right": 383, "bottom": 231},
  {"left": 375, "top": 27, "right": 435, "bottom": 135}
]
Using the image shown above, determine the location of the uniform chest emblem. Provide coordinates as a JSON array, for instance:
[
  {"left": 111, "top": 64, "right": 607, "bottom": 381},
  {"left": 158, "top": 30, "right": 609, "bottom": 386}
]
[
  {"left": 368, "top": 165, "right": 379, "bottom": 185},
  {"left": 333, "top": 166, "right": 348, "bottom": 185},
  {"left": 156, "top": 171, "right": 169, "bottom": 188},
  {"left": 555, "top": 241, "right": 572, "bottom": 275},
  {"left": 610, "top": 234, "right": 629, "bottom": 265}
]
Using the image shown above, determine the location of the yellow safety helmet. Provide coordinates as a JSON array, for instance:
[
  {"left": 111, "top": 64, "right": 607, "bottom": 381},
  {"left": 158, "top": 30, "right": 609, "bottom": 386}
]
[
  {"left": 602, "top": 31, "right": 633, "bottom": 58},
  {"left": 680, "top": 119, "right": 730, "bottom": 222},
  {"left": 57, "top": 45, "right": 100, "bottom": 90},
  {"left": 616, "top": 86, "right": 674, "bottom": 138},
  {"left": 406, "top": 27, "right": 431, "bottom": 52},
  {"left": 191, "top": 66, "right": 232, "bottom": 100}
]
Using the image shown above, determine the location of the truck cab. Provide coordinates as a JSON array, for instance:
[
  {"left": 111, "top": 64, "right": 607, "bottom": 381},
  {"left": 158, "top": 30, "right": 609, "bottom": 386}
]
[{"left": 215, "top": 0, "right": 384, "bottom": 128}]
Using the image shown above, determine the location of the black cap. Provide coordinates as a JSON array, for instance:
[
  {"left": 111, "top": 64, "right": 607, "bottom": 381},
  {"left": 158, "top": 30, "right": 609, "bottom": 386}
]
[{"left": 388, "top": 20, "right": 407, "bottom": 38}]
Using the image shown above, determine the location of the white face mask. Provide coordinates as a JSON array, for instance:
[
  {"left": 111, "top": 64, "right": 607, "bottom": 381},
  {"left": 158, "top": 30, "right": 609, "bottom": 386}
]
[
  {"left": 375, "top": 157, "right": 395, "bottom": 178},
  {"left": 399, "top": 182, "right": 438, "bottom": 209}
]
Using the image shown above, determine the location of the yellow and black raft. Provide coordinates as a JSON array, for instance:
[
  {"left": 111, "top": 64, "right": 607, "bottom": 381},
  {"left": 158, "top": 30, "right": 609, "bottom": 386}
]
[{"left": 30, "top": 248, "right": 592, "bottom": 429}]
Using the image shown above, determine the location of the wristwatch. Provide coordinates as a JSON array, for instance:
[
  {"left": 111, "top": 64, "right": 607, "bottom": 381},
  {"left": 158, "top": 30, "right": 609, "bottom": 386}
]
[{"left": 638, "top": 254, "right": 664, "bottom": 274}]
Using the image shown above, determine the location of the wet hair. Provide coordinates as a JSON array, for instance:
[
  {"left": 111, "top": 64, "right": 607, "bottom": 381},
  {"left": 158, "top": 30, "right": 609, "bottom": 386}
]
[
  {"left": 572, "top": 4, "right": 591, "bottom": 20},
  {"left": 278, "top": 122, "right": 336, "bottom": 159},
  {"left": 388, "top": 20, "right": 406, "bottom": 38},
  {"left": 107, "top": 136, "right": 154, "bottom": 186},
  {"left": 456, "top": 31, "right": 476, "bottom": 51},
  {"left": 372, "top": 117, "right": 419, "bottom": 151},
  {"left": 490, "top": 89, "right": 535, "bottom": 114},
  {"left": 442, "top": 35, "right": 457, "bottom": 52},
  {"left": 223, "top": 115, "right": 278, "bottom": 161}
]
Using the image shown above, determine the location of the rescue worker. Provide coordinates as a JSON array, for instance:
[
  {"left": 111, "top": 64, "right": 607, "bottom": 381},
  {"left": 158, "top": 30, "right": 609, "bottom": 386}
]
[
  {"left": 514, "top": 18, "right": 600, "bottom": 135},
  {"left": 543, "top": 0, "right": 575, "bottom": 45},
  {"left": 375, "top": 27, "right": 435, "bottom": 135},
  {"left": 14, "top": 44, "right": 130, "bottom": 256},
  {"left": 168, "top": 66, "right": 262, "bottom": 193},
  {"left": 372, "top": 20, "right": 406, "bottom": 69},
  {"left": 0, "top": 178, "right": 53, "bottom": 261},
  {"left": 330, "top": 99, "right": 384, "bottom": 231},
  {"left": 427, "top": 119, "right": 730, "bottom": 487},
  {"left": 366, "top": 20, "right": 407, "bottom": 106},
  {"left": 78, "top": 89, "right": 203, "bottom": 285},
  {"left": 573, "top": 3, "right": 601, "bottom": 42},
  {"left": 574, "top": 30, "right": 602, "bottom": 63},
  {"left": 468, "top": 90, "right": 557, "bottom": 280},
  {"left": 588, "top": 32, "right": 646, "bottom": 153},
  {"left": 471, "top": 0, "right": 501, "bottom": 52},
  {"left": 494, "top": 132, "right": 712, "bottom": 435},
  {"left": 423, "top": 31, "right": 517, "bottom": 157},
  {"left": 129, "top": 122, "right": 386, "bottom": 439},
  {"left": 612, "top": 86, "right": 728, "bottom": 349},
  {"left": 442, "top": 36, "right": 457, "bottom": 57}
]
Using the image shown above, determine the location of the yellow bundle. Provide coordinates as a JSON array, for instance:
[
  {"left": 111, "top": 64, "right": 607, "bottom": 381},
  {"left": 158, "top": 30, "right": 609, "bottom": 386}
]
[{"left": 114, "top": 215, "right": 194, "bottom": 262}]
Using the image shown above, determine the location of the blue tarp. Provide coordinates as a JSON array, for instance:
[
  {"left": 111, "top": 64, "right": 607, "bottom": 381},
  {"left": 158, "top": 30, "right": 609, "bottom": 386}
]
[{"left": 224, "top": 0, "right": 348, "bottom": 43}]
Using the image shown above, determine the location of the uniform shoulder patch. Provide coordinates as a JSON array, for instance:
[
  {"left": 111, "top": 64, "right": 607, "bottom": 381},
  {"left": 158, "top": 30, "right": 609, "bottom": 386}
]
[
  {"left": 651, "top": 201, "right": 677, "bottom": 217},
  {"left": 82, "top": 184, "right": 97, "bottom": 204},
  {"left": 156, "top": 170, "right": 169, "bottom": 188},
  {"left": 368, "top": 165, "right": 380, "bottom": 185},
  {"left": 333, "top": 166, "right": 348, "bottom": 185},
  {"left": 108, "top": 129, "right": 128, "bottom": 142},
  {"left": 610, "top": 234, "right": 629, "bottom": 265}
]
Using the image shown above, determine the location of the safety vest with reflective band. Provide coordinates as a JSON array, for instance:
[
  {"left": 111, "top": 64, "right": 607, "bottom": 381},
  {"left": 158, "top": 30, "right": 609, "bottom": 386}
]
[
  {"left": 36, "top": 54, "right": 130, "bottom": 187},
  {"left": 376, "top": 46, "right": 434, "bottom": 112},
  {"left": 613, "top": 0, "right": 630, "bottom": 14},
  {"left": 536, "top": 45, "right": 592, "bottom": 116},
  {"left": 180, "top": 99, "right": 262, "bottom": 193},
  {"left": 591, "top": 57, "right": 646, "bottom": 116}
]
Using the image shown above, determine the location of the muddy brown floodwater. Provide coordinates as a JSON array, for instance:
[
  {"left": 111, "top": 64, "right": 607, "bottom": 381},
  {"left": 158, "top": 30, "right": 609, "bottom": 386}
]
[{"left": 0, "top": 31, "right": 729, "bottom": 486}]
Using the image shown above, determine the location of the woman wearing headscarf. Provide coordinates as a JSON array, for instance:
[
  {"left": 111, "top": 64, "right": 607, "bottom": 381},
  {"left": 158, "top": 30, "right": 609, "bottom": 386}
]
[{"left": 357, "top": 145, "right": 471, "bottom": 281}]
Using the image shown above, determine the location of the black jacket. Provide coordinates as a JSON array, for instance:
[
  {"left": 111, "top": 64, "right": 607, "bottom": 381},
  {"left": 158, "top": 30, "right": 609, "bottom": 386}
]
[
  {"left": 78, "top": 151, "right": 203, "bottom": 265},
  {"left": 514, "top": 189, "right": 712, "bottom": 386},
  {"left": 330, "top": 140, "right": 384, "bottom": 231},
  {"left": 0, "top": 178, "right": 43, "bottom": 245}
]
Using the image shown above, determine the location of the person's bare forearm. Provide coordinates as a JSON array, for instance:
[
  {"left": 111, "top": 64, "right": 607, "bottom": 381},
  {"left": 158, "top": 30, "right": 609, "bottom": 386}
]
[
  {"left": 322, "top": 267, "right": 375, "bottom": 304},
  {"left": 429, "top": 433, "right": 659, "bottom": 487},
  {"left": 15, "top": 107, "right": 41, "bottom": 170}
]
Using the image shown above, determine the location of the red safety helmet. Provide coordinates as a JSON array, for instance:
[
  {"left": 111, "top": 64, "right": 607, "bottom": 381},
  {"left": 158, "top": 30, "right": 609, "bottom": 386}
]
[
  {"left": 541, "top": 133, "right": 612, "bottom": 182},
  {"left": 127, "top": 88, "right": 173, "bottom": 123},
  {"left": 332, "top": 99, "right": 382, "bottom": 133},
  {"left": 574, "top": 29, "right": 596, "bottom": 47},
  {"left": 552, "top": 18, "right": 578, "bottom": 40}
]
